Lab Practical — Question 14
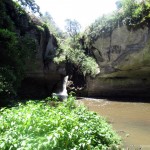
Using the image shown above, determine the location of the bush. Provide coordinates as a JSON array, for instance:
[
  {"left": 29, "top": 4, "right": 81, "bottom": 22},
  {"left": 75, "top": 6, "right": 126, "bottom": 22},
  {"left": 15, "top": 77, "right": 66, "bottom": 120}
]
[
  {"left": 0, "top": 95, "right": 121, "bottom": 149},
  {"left": 0, "top": 68, "right": 16, "bottom": 99},
  {"left": 67, "top": 48, "right": 100, "bottom": 77}
]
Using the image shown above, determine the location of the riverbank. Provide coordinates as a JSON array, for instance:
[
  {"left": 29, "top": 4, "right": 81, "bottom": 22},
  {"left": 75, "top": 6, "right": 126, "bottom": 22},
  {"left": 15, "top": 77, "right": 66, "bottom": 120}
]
[{"left": 0, "top": 96, "right": 121, "bottom": 149}]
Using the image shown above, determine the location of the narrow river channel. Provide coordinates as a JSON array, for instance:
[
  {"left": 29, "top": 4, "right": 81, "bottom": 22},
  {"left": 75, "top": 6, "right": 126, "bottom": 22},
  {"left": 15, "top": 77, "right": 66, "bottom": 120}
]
[{"left": 78, "top": 98, "right": 150, "bottom": 149}]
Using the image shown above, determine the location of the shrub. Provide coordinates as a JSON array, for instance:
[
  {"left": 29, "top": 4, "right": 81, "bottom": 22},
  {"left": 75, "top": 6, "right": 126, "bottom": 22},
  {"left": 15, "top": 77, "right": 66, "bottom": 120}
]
[
  {"left": 0, "top": 95, "right": 121, "bottom": 149},
  {"left": 0, "top": 68, "right": 16, "bottom": 99}
]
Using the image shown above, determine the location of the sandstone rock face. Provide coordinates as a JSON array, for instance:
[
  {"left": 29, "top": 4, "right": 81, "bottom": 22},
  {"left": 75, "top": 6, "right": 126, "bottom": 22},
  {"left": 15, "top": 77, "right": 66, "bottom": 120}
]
[
  {"left": 86, "top": 26, "right": 150, "bottom": 98},
  {"left": 20, "top": 22, "right": 150, "bottom": 99},
  {"left": 19, "top": 27, "right": 65, "bottom": 99}
]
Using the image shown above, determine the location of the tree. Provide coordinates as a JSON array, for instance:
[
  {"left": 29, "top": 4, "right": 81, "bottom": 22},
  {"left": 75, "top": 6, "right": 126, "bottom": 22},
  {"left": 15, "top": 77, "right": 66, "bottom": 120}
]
[
  {"left": 115, "top": 0, "right": 122, "bottom": 9},
  {"left": 53, "top": 19, "right": 100, "bottom": 78},
  {"left": 118, "top": 0, "right": 150, "bottom": 30},
  {"left": 16, "top": 0, "right": 40, "bottom": 14},
  {"left": 65, "top": 19, "right": 81, "bottom": 38},
  {"left": 42, "top": 12, "right": 54, "bottom": 23},
  {"left": 41, "top": 12, "right": 63, "bottom": 37}
]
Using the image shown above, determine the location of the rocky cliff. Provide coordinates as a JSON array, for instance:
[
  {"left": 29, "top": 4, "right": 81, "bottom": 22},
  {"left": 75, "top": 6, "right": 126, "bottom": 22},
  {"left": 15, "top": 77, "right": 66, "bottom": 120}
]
[
  {"left": 0, "top": 0, "right": 63, "bottom": 102},
  {"left": 0, "top": 0, "right": 63, "bottom": 99},
  {"left": 24, "top": 24, "right": 150, "bottom": 99},
  {"left": 85, "top": 25, "right": 150, "bottom": 98},
  {"left": 19, "top": 26, "right": 61, "bottom": 99},
  {"left": 3, "top": 0, "right": 150, "bottom": 99},
  {"left": 18, "top": 21, "right": 66, "bottom": 99}
]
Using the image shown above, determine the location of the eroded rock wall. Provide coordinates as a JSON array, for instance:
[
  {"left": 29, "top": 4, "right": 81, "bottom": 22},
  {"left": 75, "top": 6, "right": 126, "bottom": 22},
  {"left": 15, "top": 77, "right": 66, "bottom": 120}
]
[
  {"left": 19, "top": 31, "right": 61, "bottom": 99},
  {"left": 86, "top": 26, "right": 150, "bottom": 98},
  {"left": 18, "top": 21, "right": 64, "bottom": 99}
]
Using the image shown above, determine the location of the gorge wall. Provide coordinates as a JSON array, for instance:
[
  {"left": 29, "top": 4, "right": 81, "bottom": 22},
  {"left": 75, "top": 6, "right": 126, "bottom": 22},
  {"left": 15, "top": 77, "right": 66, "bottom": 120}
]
[
  {"left": 85, "top": 26, "right": 150, "bottom": 99},
  {"left": 19, "top": 27, "right": 65, "bottom": 99},
  {"left": 10, "top": 10, "right": 65, "bottom": 99},
  {"left": 0, "top": 0, "right": 59, "bottom": 101},
  {"left": 11, "top": 0, "right": 149, "bottom": 99},
  {"left": 1, "top": 0, "right": 150, "bottom": 101},
  {"left": 22, "top": 25, "right": 150, "bottom": 99}
]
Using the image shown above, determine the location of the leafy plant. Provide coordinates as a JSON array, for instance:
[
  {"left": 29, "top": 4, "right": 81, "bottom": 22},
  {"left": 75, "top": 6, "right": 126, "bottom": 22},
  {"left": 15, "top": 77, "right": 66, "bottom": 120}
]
[
  {"left": 120, "top": 0, "right": 150, "bottom": 30},
  {"left": 54, "top": 36, "right": 100, "bottom": 77},
  {"left": 0, "top": 95, "right": 121, "bottom": 149}
]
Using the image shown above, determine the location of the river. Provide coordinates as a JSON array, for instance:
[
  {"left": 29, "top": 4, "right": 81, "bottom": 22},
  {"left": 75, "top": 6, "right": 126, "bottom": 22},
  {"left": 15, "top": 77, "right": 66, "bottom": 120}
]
[{"left": 78, "top": 98, "right": 150, "bottom": 149}]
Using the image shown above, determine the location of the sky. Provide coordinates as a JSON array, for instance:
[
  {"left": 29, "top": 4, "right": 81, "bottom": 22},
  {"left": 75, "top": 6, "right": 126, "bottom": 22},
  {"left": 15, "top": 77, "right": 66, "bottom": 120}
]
[{"left": 35, "top": 0, "right": 117, "bottom": 31}]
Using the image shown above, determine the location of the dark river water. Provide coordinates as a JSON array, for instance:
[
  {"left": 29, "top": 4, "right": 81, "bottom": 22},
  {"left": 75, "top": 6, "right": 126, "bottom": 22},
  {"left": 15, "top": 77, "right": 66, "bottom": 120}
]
[{"left": 78, "top": 98, "right": 150, "bottom": 149}]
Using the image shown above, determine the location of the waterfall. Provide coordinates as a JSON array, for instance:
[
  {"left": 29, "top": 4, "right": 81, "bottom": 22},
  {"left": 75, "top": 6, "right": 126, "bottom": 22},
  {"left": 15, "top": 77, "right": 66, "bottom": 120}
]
[{"left": 52, "top": 75, "right": 68, "bottom": 101}]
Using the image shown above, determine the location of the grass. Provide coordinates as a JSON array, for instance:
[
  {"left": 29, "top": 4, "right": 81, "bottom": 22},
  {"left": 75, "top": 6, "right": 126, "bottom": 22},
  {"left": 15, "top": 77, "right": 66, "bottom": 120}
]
[{"left": 0, "top": 94, "right": 121, "bottom": 150}]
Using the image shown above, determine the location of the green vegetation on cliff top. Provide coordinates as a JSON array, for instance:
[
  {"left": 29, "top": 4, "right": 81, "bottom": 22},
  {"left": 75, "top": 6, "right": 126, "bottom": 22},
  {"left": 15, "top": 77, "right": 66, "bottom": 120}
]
[
  {"left": 82, "top": 0, "right": 150, "bottom": 79},
  {"left": 85, "top": 0, "right": 150, "bottom": 41}
]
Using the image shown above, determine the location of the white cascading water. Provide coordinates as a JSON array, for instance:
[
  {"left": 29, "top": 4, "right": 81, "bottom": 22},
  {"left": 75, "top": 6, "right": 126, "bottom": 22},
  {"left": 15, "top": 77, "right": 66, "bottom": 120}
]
[{"left": 52, "top": 75, "right": 68, "bottom": 100}]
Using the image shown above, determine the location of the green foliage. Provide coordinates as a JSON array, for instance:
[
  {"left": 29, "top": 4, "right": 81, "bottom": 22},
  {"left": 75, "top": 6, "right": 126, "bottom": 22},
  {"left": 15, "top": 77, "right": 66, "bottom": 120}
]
[
  {"left": 45, "top": 94, "right": 60, "bottom": 103},
  {"left": 16, "top": 0, "right": 40, "bottom": 14},
  {"left": 86, "top": 12, "right": 123, "bottom": 41},
  {"left": 120, "top": 0, "right": 150, "bottom": 30},
  {"left": 53, "top": 31, "right": 100, "bottom": 77},
  {"left": 41, "top": 12, "right": 63, "bottom": 38},
  {"left": 0, "top": 96, "right": 121, "bottom": 149},
  {"left": 0, "top": 68, "right": 16, "bottom": 98},
  {"left": 0, "top": 0, "right": 15, "bottom": 30},
  {"left": 0, "top": 28, "right": 36, "bottom": 98},
  {"left": 54, "top": 37, "right": 100, "bottom": 77},
  {"left": 65, "top": 19, "right": 81, "bottom": 38},
  {"left": 0, "top": 29, "right": 18, "bottom": 97},
  {"left": 36, "top": 25, "right": 44, "bottom": 32},
  {"left": 18, "top": 35, "right": 36, "bottom": 62},
  {"left": 86, "top": 0, "right": 150, "bottom": 41},
  {"left": 67, "top": 48, "right": 100, "bottom": 77},
  {"left": 63, "top": 92, "right": 76, "bottom": 109},
  {"left": 0, "top": 0, "right": 39, "bottom": 100}
]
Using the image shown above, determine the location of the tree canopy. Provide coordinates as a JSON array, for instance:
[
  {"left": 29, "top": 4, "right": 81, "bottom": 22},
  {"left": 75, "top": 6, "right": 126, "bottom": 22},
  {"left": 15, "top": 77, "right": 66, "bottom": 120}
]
[
  {"left": 41, "top": 12, "right": 63, "bottom": 37},
  {"left": 47, "top": 18, "right": 100, "bottom": 78},
  {"left": 16, "top": 0, "right": 40, "bottom": 14},
  {"left": 65, "top": 19, "right": 81, "bottom": 37}
]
